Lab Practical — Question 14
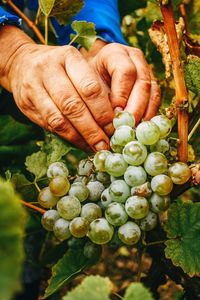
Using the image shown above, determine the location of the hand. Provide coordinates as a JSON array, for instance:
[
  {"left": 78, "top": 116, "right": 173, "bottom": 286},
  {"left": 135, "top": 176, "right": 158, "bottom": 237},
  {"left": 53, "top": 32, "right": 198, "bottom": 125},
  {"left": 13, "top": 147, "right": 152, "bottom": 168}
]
[{"left": 82, "top": 42, "right": 161, "bottom": 124}]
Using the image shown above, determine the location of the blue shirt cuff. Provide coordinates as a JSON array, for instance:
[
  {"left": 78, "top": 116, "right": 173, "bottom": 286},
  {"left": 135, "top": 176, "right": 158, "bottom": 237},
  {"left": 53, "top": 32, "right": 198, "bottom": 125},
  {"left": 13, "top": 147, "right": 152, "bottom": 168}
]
[{"left": 0, "top": 6, "right": 21, "bottom": 26}]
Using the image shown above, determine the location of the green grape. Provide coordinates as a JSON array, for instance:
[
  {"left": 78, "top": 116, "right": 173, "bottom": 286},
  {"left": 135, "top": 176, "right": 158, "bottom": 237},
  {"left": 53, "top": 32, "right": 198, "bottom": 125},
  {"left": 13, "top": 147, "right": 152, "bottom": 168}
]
[
  {"left": 123, "top": 141, "right": 147, "bottom": 166},
  {"left": 96, "top": 172, "right": 111, "bottom": 186},
  {"left": 93, "top": 150, "right": 111, "bottom": 172},
  {"left": 47, "top": 161, "right": 69, "bottom": 179},
  {"left": 136, "top": 121, "right": 160, "bottom": 145},
  {"left": 109, "top": 180, "right": 130, "bottom": 203},
  {"left": 53, "top": 218, "right": 71, "bottom": 241},
  {"left": 112, "top": 125, "right": 135, "bottom": 146},
  {"left": 151, "top": 115, "right": 172, "bottom": 138},
  {"left": 41, "top": 209, "right": 60, "bottom": 231},
  {"left": 113, "top": 111, "right": 135, "bottom": 129},
  {"left": 38, "top": 187, "right": 59, "bottom": 208},
  {"left": 125, "top": 196, "right": 149, "bottom": 219},
  {"left": 87, "top": 218, "right": 114, "bottom": 245},
  {"left": 87, "top": 181, "right": 105, "bottom": 201},
  {"left": 110, "top": 136, "right": 123, "bottom": 153},
  {"left": 124, "top": 166, "right": 147, "bottom": 187},
  {"left": 69, "top": 217, "right": 89, "bottom": 238},
  {"left": 118, "top": 221, "right": 141, "bottom": 245},
  {"left": 144, "top": 152, "right": 168, "bottom": 176},
  {"left": 105, "top": 153, "right": 128, "bottom": 177},
  {"left": 73, "top": 176, "right": 89, "bottom": 185},
  {"left": 151, "top": 174, "right": 173, "bottom": 196},
  {"left": 83, "top": 241, "right": 102, "bottom": 259},
  {"left": 69, "top": 182, "right": 89, "bottom": 202},
  {"left": 131, "top": 182, "right": 152, "bottom": 198},
  {"left": 81, "top": 203, "right": 102, "bottom": 223},
  {"left": 168, "top": 162, "right": 191, "bottom": 185},
  {"left": 140, "top": 211, "right": 157, "bottom": 231},
  {"left": 57, "top": 196, "right": 81, "bottom": 220},
  {"left": 149, "top": 193, "right": 170, "bottom": 213},
  {"left": 49, "top": 176, "right": 70, "bottom": 197},
  {"left": 105, "top": 202, "right": 128, "bottom": 226},
  {"left": 101, "top": 188, "right": 113, "bottom": 208},
  {"left": 78, "top": 159, "right": 94, "bottom": 176},
  {"left": 150, "top": 139, "right": 170, "bottom": 154}
]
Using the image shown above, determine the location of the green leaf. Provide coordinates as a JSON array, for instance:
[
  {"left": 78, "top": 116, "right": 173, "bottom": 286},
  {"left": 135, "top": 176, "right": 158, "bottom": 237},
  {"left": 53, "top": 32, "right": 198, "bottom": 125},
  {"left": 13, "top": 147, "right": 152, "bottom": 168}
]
[
  {"left": 39, "top": 0, "right": 55, "bottom": 16},
  {"left": 185, "top": 55, "right": 200, "bottom": 96},
  {"left": 70, "top": 21, "right": 97, "bottom": 50},
  {"left": 44, "top": 247, "right": 101, "bottom": 298},
  {"left": 164, "top": 201, "right": 200, "bottom": 277},
  {"left": 25, "top": 150, "right": 47, "bottom": 179},
  {"left": 11, "top": 173, "right": 37, "bottom": 201},
  {"left": 188, "top": 0, "right": 200, "bottom": 36},
  {"left": 0, "top": 179, "right": 26, "bottom": 300},
  {"left": 124, "top": 282, "right": 154, "bottom": 300},
  {"left": 63, "top": 275, "right": 112, "bottom": 300}
]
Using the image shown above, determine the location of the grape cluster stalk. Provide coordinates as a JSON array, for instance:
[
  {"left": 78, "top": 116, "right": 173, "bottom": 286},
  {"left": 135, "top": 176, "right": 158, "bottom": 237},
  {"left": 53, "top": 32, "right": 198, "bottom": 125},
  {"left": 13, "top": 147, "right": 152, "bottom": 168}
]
[{"left": 38, "top": 111, "right": 191, "bottom": 248}]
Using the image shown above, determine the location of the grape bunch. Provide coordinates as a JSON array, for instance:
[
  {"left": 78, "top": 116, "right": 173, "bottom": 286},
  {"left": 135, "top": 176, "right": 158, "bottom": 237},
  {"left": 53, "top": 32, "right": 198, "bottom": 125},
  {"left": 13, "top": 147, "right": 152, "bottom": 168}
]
[{"left": 39, "top": 111, "right": 191, "bottom": 246}]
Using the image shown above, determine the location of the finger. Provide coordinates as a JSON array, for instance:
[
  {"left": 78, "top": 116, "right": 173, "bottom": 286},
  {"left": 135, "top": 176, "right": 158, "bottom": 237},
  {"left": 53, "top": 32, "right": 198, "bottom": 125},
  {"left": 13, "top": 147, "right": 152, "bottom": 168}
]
[
  {"left": 124, "top": 47, "right": 151, "bottom": 124},
  {"left": 96, "top": 44, "right": 137, "bottom": 110},
  {"left": 143, "top": 68, "right": 161, "bottom": 120},
  {"left": 63, "top": 46, "right": 114, "bottom": 136},
  {"left": 42, "top": 66, "right": 110, "bottom": 152}
]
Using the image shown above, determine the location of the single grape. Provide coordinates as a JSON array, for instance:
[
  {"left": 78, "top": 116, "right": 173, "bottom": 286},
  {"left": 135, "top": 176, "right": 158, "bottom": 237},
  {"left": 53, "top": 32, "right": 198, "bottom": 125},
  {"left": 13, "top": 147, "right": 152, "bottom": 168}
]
[
  {"left": 101, "top": 188, "right": 113, "bottom": 208},
  {"left": 105, "top": 202, "right": 128, "bottom": 226},
  {"left": 131, "top": 182, "right": 152, "bottom": 198},
  {"left": 112, "top": 125, "right": 135, "bottom": 146},
  {"left": 57, "top": 196, "right": 81, "bottom": 220},
  {"left": 168, "top": 162, "right": 191, "bottom": 185},
  {"left": 125, "top": 196, "right": 149, "bottom": 219},
  {"left": 151, "top": 174, "right": 173, "bottom": 196},
  {"left": 38, "top": 187, "right": 59, "bottom": 208},
  {"left": 83, "top": 241, "right": 102, "bottom": 259},
  {"left": 109, "top": 180, "right": 130, "bottom": 203},
  {"left": 47, "top": 161, "right": 69, "bottom": 179},
  {"left": 53, "top": 218, "right": 71, "bottom": 241},
  {"left": 150, "top": 139, "right": 170, "bottom": 154},
  {"left": 41, "top": 209, "right": 60, "bottom": 231},
  {"left": 149, "top": 193, "right": 170, "bottom": 213},
  {"left": 124, "top": 166, "right": 147, "bottom": 187},
  {"left": 110, "top": 136, "right": 123, "bottom": 153},
  {"left": 69, "top": 217, "right": 89, "bottom": 238},
  {"left": 105, "top": 153, "right": 128, "bottom": 177},
  {"left": 49, "top": 176, "right": 70, "bottom": 197},
  {"left": 69, "top": 182, "right": 89, "bottom": 202},
  {"left": 140, "top": 211, "right": 157, "bottom": 231},
  {"left": 123, "top": 141, "right": 147, "bottom": 166},
  {"left": 96, "top": 172, "right": 111, "bottom": 186},
  {"left": 136, "top": 121, "right": 160, "bottom": 145},
  {"left": 87, "top": 181, "right": 105, "bottom": 201},
  {"left": 113, "top": 111, "right": 135, "bottom": 129},
  {"left": 144, "top": 152, "right": 168, "bottom": 176},
  {"left": 73, "top": 176, "right": 89, "bottom": 185},
  {"left": 118, "top": 221, "right": 141, "bottom": 245},
  {"left": 78, "top": 159, "right": 94, "bottom": 176},
  {"left": 93, "top": 150, "right": 111, "bottom": 172},
  {"left": 151, "top": 115, "right": 172, "bottom": 138},
  {"left": 81, "top": 203, "right": 102, "bottom": 223},
  {"left": 87, "top": 218, "right": 114, "bottom": 245}
]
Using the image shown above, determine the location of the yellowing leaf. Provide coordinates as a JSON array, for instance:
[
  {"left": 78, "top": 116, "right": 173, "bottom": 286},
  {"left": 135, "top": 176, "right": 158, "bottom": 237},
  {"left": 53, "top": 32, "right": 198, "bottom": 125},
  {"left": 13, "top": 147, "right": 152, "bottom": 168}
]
[
  {"left": 124, "top": 282, "right": 154, "bottom": 300},
  {"left": 39, "top": 0, "right": 55, "bottom": 16},
  {"left": 70, "top": 21, "right": 97, "bottom": 50}
]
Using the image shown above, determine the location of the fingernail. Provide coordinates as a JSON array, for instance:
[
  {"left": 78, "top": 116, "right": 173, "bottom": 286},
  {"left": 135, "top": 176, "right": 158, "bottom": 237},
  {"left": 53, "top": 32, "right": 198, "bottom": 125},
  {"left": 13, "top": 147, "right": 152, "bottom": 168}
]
[
  {"left": 94, "top": 140, "right": 109, "bottom": 152},
  {"left": 104, "top": 122, "right": 114, "bottom": 136},
  {"left": 114, "top": 106, "right": 123, "bottom": 113}
]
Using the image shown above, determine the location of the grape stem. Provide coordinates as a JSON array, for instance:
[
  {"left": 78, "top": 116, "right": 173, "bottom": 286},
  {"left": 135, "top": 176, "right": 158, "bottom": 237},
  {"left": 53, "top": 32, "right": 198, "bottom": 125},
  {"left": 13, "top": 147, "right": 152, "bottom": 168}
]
[
  {"left": 159, "top": 0, "right": 189, "bottom": 162},
  {"left": 5, "top": 0, "right": 45, "bottom": 44},
  {"left": 188, "top": 117, "right": 200, "bottom": 141},
  {"left": 19, "top": 200, "right": 46, "bottom": 214}
]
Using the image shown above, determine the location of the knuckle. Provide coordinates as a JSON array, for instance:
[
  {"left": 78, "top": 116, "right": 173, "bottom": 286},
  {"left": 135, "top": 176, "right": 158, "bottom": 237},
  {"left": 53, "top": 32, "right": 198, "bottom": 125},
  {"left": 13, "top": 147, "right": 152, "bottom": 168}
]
[
  {"left": 47, "top": 114, "right": 67, "bottom": 132},
  {"left": 133, "top": 47, "right": 144, "bottom": 57},
  {"left": 62, "top": 97, "right": 85, "bottom": 117},
  {"left": 81, "top": 80, "right": 102, "bottom": 99},
  {"left": 64, "top": 45, "right": 78, "bottom": 57}
]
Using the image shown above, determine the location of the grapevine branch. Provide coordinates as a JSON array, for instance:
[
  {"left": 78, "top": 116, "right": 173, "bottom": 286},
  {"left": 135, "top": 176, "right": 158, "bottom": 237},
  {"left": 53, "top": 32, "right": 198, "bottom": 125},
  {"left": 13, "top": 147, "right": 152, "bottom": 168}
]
[
  {"left": 159, "top": 0, "right": 189, "bottom": 162},
  {"left": 19, "top": 200, "right": 45, "bottom": 214},
  {"left": 5, "top": 0, "right": 45, "bottom": 44}
]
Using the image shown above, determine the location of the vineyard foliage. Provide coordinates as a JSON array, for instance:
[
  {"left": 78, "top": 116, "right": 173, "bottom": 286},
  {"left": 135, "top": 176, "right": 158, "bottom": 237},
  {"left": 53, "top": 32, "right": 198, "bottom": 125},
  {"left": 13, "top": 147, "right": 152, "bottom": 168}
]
[{"left": 0, "top": 0, "right": 200, "bottom": 300}]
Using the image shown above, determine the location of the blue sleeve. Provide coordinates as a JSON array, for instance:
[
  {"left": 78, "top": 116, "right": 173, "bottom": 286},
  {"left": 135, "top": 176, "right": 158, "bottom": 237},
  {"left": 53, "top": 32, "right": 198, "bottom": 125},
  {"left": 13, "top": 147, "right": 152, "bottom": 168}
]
[
  {"left": 0, "top": 6, "right": 21, "bottom": 26},
  {"left": 51, "top": 0, "right": 127, "bottom": 46}
]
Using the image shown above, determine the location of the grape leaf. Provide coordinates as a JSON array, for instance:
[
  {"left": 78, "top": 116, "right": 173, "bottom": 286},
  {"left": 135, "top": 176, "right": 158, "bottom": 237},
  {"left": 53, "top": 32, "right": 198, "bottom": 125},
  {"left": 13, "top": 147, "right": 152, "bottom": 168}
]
[
  {"left": 11, "top": 173, "right": 37, "bottom": 201},
  {"left": 25, "top": 151, "right": 47, "bottom": 179},
  {"left": 188, "top": 0, "right": 200, "bottom": 36},
  {"left": 164, "top": 201, "right": 200, "bottom": 277},
  {"left": 63, "top": 276, "right": 112, "bottom": 300},
  {"left": 39, "top": 0, "right": 55, "bottom": 16},
  {"left": 0, "top": 179, "right": 26, "bottom": 300},
  {"left": 70, "top": 21, "right": 97, "bottom": 50},
  {"left": 44, "top": 247, "right": 101, "bottom": 298},
  {"left": 185, "top": 55, "right": 200, "bottom": 96},
  {"left": 124, "top": 282, "right": 154, "bottom": 300}
]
